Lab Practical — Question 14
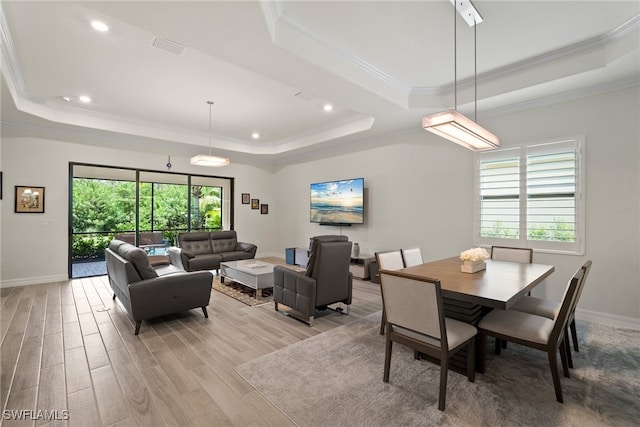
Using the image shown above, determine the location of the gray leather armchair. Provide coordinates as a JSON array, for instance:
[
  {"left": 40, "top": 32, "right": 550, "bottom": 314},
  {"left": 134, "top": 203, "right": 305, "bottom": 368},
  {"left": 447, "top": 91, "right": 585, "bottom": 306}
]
[
  {"left": 273, "top": 235, "right": 353, "bottom": 326},
  {"left": 106, "top": 240, "right": 213, "bottom": 335}
]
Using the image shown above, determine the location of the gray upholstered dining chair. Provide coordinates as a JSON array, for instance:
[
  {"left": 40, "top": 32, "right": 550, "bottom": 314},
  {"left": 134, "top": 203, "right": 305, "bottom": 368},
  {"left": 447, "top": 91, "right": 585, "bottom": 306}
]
[
  {"left": 379, "top": 270, "right": 477, "bottom": 411},
  {"left": 490, "top": 246, "right": 533, "bottom": 263},
  {"left": 375, "top": 250, "right": 405, "bottom": 335},
  {"left": 490, "top": 245, "right": 535, "bottom": 349},
  {"left": 511, "top": 260, "right": 592, "bottom": 368},
  {"left": 401, "top": 247, "right": 423, "bottom": 267},
  {"left": 477, "top": 265, "right": 586, "bottom": 403}
]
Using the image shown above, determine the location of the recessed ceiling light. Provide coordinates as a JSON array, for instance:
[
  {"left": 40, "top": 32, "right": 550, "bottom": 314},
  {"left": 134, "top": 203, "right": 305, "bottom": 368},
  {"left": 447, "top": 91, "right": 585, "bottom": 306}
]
[
  {"left": 78, "top": 95, "right": 92, "bottom": 103},
  {"left": 323, "top": 104, "right": 333, "bottom": 112},
  {"left": 251, "top": 132, "right": 260, "bottom": 139},
  {"left": 91, "top": 20, "right": 109, "bottom": 32},
  {"left": 61, "top": 96, "right": 71, "bottom": 102}
]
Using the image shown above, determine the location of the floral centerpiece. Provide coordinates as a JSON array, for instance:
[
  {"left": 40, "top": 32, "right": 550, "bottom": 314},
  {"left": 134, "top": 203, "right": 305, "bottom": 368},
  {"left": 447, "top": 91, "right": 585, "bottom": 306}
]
[{"left": 459, "top": 247, "right": 490, "bottom": 273}]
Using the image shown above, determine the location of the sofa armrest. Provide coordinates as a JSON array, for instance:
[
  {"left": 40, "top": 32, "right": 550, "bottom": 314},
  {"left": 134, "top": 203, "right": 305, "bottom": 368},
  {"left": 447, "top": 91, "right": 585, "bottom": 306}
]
[
  {"left": 167, "top": 246, "right": 188, "bottom": 270},
  {"left": 236, "top": 241, "right": 257, "bottom": 257},
  {"left": 128, "top": 271, "right": 213, "bottom": 322},
  {"left": 273, "top": 266, "right": 316, "bottom": 318}
]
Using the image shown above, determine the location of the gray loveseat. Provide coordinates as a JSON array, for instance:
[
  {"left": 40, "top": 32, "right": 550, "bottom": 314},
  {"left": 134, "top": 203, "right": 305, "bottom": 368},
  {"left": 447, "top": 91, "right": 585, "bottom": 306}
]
[
  {"left": 168, "top": 230, "right": 257, "bottom": 272},
  {"left": 105, "top": 240, "right": 213, "bottom": 335}
]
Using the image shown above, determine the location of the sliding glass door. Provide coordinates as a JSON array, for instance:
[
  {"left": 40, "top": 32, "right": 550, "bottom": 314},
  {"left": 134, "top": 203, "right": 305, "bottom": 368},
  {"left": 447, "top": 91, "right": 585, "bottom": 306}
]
[{"left": 69, "top": 163, "right": 233, "bottom": 278}]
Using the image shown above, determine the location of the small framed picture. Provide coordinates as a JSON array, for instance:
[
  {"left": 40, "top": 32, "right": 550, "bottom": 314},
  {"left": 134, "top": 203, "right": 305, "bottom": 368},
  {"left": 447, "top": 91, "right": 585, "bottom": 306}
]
[
  {"left": 15, "top": 185, "right": 45, "bottom": 213},
  {"left": 261, "top": 204, "right": 269, "bottom": 215},
  {"left": 251, "top": 199, "right": 259, "bottom": 209},
  {"left": 242, "top": 193, "right": 250, "bottom": 204}
]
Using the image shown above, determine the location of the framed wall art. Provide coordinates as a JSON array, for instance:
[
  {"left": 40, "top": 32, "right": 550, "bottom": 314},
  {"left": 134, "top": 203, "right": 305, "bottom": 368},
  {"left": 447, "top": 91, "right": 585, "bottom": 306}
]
[
  {"left": 242, "top": 193, "right": 250, "bottom": 204},
  {"left": 15, "top": 185, "right": 45, "bottom": 213},
  {"left": 251, "top": 199, "right": 259, "bottom": 209},
  {"left": 261, "top": 204, "right": 269, "bottom": 215}
]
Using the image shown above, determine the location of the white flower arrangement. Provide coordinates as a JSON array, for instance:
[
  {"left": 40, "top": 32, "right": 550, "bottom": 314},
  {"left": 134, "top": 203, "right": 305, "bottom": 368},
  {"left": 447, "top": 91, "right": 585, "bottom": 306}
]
[{"left": 459, "top": 247, "right": 490, "bottom": 263}]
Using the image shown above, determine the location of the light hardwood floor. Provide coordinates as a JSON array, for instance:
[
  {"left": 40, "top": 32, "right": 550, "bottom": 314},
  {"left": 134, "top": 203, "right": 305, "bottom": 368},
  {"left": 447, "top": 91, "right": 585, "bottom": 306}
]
[{"left": 0, "top": 262, "right": 382, "bottom": 427}]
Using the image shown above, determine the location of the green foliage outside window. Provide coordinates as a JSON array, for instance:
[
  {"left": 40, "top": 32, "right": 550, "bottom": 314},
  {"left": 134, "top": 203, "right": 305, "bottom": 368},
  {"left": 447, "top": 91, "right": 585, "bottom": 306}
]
[
  {"left": 528, "top": 219, "right": 575, "bottom": 242},
  {"left": 482, "top": 219, "right": 575, "bottom": 242},
  {"left": 72, "top": 178, "right": 223, "bottom": 260}
]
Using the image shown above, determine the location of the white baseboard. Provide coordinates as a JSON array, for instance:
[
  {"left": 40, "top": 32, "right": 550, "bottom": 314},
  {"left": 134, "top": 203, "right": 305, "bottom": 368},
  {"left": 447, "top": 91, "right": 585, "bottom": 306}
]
[
  {"left": 1, "top": 274, "right": 69, "bottom": 288},
  {"left": 576, "top": 307, "right": 640, "bottom": 330}
]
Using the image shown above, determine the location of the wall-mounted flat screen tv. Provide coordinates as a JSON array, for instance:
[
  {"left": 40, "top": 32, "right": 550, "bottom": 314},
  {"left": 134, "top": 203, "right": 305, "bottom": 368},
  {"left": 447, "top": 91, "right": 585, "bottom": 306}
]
[{"left": 310, "top": 177, "right": 364, "bottom": 225}]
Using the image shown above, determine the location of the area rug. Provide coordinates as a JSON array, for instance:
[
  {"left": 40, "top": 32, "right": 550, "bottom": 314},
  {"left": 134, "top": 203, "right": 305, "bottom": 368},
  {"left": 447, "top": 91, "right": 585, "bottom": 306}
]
[
  {"left": 212, "top": 276, "right": 273, "bottom": 307},
  {"left": 235, "top": 312, "right": 640, "bottom": 427}
]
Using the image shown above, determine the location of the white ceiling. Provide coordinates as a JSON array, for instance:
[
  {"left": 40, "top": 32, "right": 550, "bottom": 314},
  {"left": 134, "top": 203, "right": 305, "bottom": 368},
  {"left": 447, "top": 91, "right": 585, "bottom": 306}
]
[{"left": 1, "top": 1, "right": 639, "bottom": 166}]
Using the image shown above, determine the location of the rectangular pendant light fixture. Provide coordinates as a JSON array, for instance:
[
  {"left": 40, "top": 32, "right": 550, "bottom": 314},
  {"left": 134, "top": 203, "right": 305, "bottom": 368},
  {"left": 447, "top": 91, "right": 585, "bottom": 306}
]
[
  {"left": 423, "top": 1, "right": 499, "bottom": 152},
  {"left": 422, "top": 109, "right": 499, "bottom": 151},
  {"left": 189, "top": 154, "right": 230, "bottom": 167},
  {"left": 191, "top": 100, "right": 230, "bottom": 167}
]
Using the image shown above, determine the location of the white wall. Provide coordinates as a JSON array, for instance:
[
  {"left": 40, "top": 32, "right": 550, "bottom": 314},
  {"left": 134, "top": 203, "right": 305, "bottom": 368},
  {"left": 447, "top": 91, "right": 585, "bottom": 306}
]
[
  {"left": 274, "top": 130, "right": 475, "bottom": 261},
  {"left": 272, "top": 87, "right": 640, "bottom": 325},
  {"left": 0, "top": 138, "right": 279, "bottom": 286},
  {"left": 481, "top": 87, "right": 640, "bottom": 324},
  {"left": 1, "top": 87, "right": 639, "bottom": 326}
]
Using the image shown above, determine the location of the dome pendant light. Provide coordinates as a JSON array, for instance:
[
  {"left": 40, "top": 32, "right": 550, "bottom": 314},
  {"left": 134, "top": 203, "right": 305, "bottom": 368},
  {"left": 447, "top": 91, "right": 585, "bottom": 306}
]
[
  {"left": 422, "top": 0, "right": 499, "bottom": 151},
  {"left": 190, "top": 101, "right": 230, "bottom": 167}
]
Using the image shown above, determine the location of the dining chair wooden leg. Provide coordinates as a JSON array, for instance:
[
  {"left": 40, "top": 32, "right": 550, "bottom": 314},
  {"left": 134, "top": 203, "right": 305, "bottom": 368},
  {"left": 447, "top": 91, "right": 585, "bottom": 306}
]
[
  {"left": 466, "top": 339, "right": 476, "bottom": 383},
  {"left": 383, "top": 338, "right": 393, "bottom": 382},
  {"left": 570, "top": 319, "right": 579, "bottom": 352},
  {"left": 478, "top": 332, "right": 487, "bottom": 374},
  {"left": 547, "top": 349, "right": 564, "bottom": 403},
  {"left": 564, "top": 328, "right": 574, "bottom": 369},
  {"left": 559, "top": 339, "right": 570, "bottom": 379},
  {"left": 438, "top": 353, "right": 448, "bottom": 411},
  {"left": 494, "top": 337, "right": 502, "bottom": 355},
  {"left": 379, "top": 307, "right": 386, "bottom": 335}
]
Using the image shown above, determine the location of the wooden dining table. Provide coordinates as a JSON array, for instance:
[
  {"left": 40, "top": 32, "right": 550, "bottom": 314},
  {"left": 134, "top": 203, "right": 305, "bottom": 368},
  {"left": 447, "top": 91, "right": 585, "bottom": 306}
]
[
  {"left": 392, "top": 256, "right": 555, "bottom": 372},
  {"left": 398, "top": 256, "right": 555, "bottom": 312}
]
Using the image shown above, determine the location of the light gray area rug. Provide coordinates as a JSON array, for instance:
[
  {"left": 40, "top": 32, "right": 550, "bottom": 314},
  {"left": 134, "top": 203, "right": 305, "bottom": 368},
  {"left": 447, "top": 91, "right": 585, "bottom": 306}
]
[{"left": 236, "top": 312, "right": 640, "bottom": 427}]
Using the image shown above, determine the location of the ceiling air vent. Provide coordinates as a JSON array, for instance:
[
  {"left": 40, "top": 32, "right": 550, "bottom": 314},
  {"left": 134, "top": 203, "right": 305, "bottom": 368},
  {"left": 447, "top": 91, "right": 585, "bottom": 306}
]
[
  {"left": 151, "top": 36, "right": 186, "bottom": 55},
  {"left": 294, "top": 91, "right": 316, "bottom": 102}
]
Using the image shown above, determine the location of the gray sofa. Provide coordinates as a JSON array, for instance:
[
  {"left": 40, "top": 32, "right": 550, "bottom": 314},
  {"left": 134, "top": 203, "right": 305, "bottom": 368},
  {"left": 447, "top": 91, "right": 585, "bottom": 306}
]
[
  {"left": 168, "top": 230, "right": 257, "bottom": 272},
  {"left": 273, "top": 235, "right": 353, "bottom": 325},
  {"left": 105, "top": 239, "right": 213, "bottom": 335}
]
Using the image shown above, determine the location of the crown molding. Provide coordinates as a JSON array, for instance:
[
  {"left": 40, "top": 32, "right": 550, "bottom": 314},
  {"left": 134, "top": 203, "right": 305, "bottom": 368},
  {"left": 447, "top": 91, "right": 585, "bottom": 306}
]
[
  {"left": 0, "top": 3, "right": 26, "bottom": 100},
  {"left": 411, "top": 14, "right": 640, "bottom": 100},
  {"left": 481, "top": 76, "right": 640, "bottom": 118},
  {"left": 262, "top": 0, "right": 409, "bottom": 107}
]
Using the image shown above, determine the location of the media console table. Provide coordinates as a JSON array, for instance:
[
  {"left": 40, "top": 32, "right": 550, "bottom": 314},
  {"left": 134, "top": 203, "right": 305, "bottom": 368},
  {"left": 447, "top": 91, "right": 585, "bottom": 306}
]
[{"left": 350, "top": 255, "right": 375, "bottom": 280}]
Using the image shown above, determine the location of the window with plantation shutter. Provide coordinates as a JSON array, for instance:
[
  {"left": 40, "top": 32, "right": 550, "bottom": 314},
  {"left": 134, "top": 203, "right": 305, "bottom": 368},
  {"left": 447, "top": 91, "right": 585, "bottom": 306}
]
[{"left": 476, "top": 138, "right": 584, "bottom": 254}]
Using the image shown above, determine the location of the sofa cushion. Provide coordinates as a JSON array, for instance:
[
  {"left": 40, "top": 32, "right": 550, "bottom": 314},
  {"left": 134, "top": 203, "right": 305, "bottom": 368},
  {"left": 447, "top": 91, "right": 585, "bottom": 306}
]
[
  {"left": 117, "top": 243, "right": 158, "bottom": 280},
  {"left": 109, "top": 239, "right": 128, "bottom": 252},
  {"left": 221, "top": 251, "right": 254, "bottom": 261},
  {"left": 188, "top": 253, "right": 223, "bottom": 271},
  {"left": 210, "top": 230, "right": 239, "bottom": 254},
  {"left": 179, "top": 232, "right": 213, "bottom": 255},
  {"left": 211, "top": 237, "right": 238, "bottom": 254}
]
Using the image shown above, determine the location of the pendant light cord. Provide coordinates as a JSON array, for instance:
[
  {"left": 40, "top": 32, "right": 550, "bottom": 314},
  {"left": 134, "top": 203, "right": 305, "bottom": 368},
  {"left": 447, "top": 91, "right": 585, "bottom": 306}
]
[
  {"left": 207, "top": 100, "right": 214, "bottom": 156},
  {"left": 454, "top": 2, "right": 457, "bottom": 111},
  {"left": 474, "top": 17, "right": 477, "bottom": 122}
]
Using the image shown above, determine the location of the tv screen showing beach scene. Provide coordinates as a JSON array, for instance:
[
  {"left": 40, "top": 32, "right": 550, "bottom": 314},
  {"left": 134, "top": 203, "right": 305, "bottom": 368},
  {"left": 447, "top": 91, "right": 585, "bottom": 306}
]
[{"left": 310, "top": 178, "right": 364, "bottom": 224}]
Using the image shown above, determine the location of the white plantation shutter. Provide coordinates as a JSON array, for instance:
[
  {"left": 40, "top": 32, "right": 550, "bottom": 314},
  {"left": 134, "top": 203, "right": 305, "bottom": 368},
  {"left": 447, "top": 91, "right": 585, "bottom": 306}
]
[
  {"left": 479, "top": 149, "right": 520, "bottom": 239},
  {"left": 476, "top": 138, "right": 584, "bottom": 254}
]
